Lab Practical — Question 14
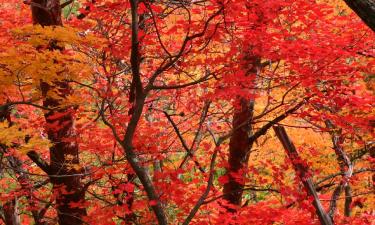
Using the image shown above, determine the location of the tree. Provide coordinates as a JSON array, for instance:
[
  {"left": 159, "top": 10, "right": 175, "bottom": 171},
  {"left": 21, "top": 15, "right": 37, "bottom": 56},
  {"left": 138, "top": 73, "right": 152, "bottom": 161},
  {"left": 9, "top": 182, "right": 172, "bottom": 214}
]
[
  {"left": 0, "top": 1, "right": 91, "bottom": 224},
  {"left": 0, "top": 0, "right": 374, "bottom": 224},
  {"left": 343, "top": 0, "right": 375, "bottom": 32}
]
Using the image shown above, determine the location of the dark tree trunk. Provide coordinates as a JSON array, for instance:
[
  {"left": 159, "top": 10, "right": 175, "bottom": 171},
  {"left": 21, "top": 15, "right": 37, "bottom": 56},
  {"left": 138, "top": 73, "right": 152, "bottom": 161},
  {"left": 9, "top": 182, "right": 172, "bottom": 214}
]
[
  {"left": 30, "top": 1, "right": 87, "bottom": 224},
  {"left": 2, "top": 198, "right": 20, "bottom": 225},
  {"left": 41, "top": 83, "right": 87, "bottom": 225},
  {"left": 344, "top": 0, "right": 375, "bottom": 32},
  {"left": 370, "top": 141, "right": 375, "bottom": 197},
  {"left": 222, "top": 99, "right": 255, "bottom": 206},
  {"left": 223, "top": 56, "right": 260, "bottom": 207}
]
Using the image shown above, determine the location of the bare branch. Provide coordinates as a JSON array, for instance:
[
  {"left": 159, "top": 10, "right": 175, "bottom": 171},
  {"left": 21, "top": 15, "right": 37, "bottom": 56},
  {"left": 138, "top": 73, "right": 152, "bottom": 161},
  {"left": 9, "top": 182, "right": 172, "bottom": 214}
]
[
  {"left": 163, "top": 111, "right": 205, "bottom": 173},
  {"left": 26, "top": 151, "right": 51, "bottom": 175}
]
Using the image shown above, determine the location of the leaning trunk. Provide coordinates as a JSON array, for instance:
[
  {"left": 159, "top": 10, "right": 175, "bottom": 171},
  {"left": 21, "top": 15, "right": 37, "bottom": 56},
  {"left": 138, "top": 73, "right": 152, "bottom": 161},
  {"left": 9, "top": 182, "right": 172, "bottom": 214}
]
[{"left": 273, "top": 126, "right": 333, "bottom": 225}]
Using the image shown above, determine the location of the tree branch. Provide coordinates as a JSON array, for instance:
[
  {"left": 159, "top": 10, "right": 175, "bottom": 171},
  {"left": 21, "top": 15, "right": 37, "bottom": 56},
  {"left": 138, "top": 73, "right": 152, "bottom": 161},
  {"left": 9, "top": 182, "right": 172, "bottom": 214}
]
[
  {"left": 61, "top": 0, "right": 74, "bottom": 9},
  {"left": 343, "top": 0, "right": 375, "bottom": 32},
  {"left": 163, "top": 111, "right": 205, "bottom": 173},
  {"left": 249, "top": 96, "right": 311, "bottom": 143},
  {"left": 182, "top": 146, "right": 219, "bottom": 225},
  {"left": 26, "top": 150, "right": 51, "bottom": 175}
]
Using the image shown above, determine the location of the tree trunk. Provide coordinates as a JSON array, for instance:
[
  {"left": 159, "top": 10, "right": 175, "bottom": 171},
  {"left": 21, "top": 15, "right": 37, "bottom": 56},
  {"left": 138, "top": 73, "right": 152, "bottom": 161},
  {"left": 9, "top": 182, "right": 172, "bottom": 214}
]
[
  {"left": 30, "top": 1, "right": 87, "bottom": 224},
  {"left": 344, "top": 0, "right": 375, "bottom": 32},
  {"left": 2, "top": 198, "right": 20, "bottom": 225},
  {"left": 273, "top": 126, "right": 333, "bottom": 225},
  {"left": 0, "top": 107, "right": 20, "bottom": 225},
  {"left": 222, "top": 99, "right": 255, "bottom": 206},
  {"left": 324, "top": 120, "right": 353, "bottom": 220},
  {"left": 223, "top": 56, "right": 259, "bottom": 207},
  {"left": 0, "top": 106, "right": 47, "bottom": 225}
]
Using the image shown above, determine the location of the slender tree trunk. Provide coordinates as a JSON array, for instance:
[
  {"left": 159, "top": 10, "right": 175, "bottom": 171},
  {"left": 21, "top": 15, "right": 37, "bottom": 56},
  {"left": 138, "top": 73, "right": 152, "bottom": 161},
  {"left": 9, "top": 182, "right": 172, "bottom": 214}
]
[
  {"left": 273, "top": 126, "right": 333, "bottom": 225},
  {"left": 343, "top": 0, "right": 375, "bottom": 32},
  {"left": 30, "top": 1, "right": 87, "bottom": 224},
  {"left": 223, "top": 56, "right": 260, "bottom": 206},
  {"left": 344, "top": 185, "right": 352, "bottom": 217},
  {"left": 324, "top": 120, "right": 353, "bottom": 220}
]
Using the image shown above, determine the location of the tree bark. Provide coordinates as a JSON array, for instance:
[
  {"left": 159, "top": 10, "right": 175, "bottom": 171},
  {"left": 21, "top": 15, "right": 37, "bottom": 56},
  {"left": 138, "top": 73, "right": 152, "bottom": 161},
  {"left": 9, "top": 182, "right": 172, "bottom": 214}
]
[
  {"left": 222, "top": 99, "right": 255, "bottom": 206},
  {"left": 324, "top": 120, "right": 353, "bottom": 220},
  {"left": 273, "top": 126, "right": 332, "bottom": 225},
  {"left": 115, "top": 1, "right": 168, "bottom": 224},
  {"left": 223, "top": 56, "right": 259, "bottom": 207},
  {"left": 343, "top": 0, "right": 375, "bottom": 32},
  {"left": 30, "top": 1, "right": 87, "bottom": 224},
  {"left": 2, "top": 198, "right": 20, "bottom": 225}
]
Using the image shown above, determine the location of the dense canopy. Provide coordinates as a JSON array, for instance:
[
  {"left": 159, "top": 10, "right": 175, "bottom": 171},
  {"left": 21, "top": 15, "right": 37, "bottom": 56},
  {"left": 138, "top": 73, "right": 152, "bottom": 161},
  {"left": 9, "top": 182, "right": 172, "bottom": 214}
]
[{"left": 0, "top": 0, "right": 374, "bottom": 225}]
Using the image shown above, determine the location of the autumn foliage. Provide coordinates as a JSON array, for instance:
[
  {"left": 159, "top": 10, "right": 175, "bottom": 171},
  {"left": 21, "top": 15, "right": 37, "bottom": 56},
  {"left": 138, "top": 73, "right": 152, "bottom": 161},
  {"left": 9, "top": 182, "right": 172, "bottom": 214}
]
[{"left": 0, "top": 0, "right": 374, "bottom": 225}]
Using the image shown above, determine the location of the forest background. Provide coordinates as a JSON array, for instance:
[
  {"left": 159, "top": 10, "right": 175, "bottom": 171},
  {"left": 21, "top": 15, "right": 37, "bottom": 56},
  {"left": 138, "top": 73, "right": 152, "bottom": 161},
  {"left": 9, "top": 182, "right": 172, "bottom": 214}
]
[{"left": 0, "top": 0, "right": 374, "bottom": 225}]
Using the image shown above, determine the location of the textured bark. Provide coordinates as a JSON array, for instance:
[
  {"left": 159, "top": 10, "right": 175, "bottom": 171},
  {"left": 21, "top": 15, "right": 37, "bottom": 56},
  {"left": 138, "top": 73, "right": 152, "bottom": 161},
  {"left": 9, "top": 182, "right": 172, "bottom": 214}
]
[
  {"left": 222, "top": 4, "right": 265, "bottom": 207},
  {"left": 222, "top": 99, "right": 255, "bottom": 206},
  {"left": 31, "top": 0, "right": 62, "bottom": 26},
  {"left": 344, "top": 0, "right": 375, "bottom": 32},
  {"left": 273, "top": 126, "right": 333, "bottom": 225},
  {"left": 30, "top": 1, "right": 86, "bottom": 224},
  {"left": 324, "top": 120, "right": 353, "bottom": 221},
  {"left": 223, "top": 56, "right": 259, "bottom": 206},
  {"left": 42, "top": 83, "right": 86, "bottom": 225}
]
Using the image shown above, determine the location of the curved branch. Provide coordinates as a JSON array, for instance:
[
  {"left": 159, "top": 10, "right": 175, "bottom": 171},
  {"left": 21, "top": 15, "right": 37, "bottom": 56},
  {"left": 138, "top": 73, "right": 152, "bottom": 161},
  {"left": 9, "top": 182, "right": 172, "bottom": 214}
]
[
  {"left": 182, "top": 146, "right": 219, "bottom": 225},
  {"left": 163, "top": 111, "right": 205, "bottom": 173},
  {"left": 151, "top": 73, "right": 211, "bottom": 90}
]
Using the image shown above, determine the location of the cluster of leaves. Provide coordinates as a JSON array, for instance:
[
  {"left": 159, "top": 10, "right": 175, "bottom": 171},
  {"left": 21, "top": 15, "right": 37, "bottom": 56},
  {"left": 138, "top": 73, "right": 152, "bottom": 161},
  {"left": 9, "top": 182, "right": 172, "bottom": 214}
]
[{"left": 0, "top": 0, "right": 374, "bottom": 224}]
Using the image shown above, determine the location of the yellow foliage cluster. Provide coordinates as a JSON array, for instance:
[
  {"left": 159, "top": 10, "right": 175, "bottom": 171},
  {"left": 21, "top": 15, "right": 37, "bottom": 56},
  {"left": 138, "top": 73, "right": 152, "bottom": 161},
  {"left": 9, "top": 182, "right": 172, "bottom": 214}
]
[
  {"left": 0, "top": 25, "right": 102, "bottom": 102},
  {"left": 0, "top": 121, "right": 51, "bottom": 155}
]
